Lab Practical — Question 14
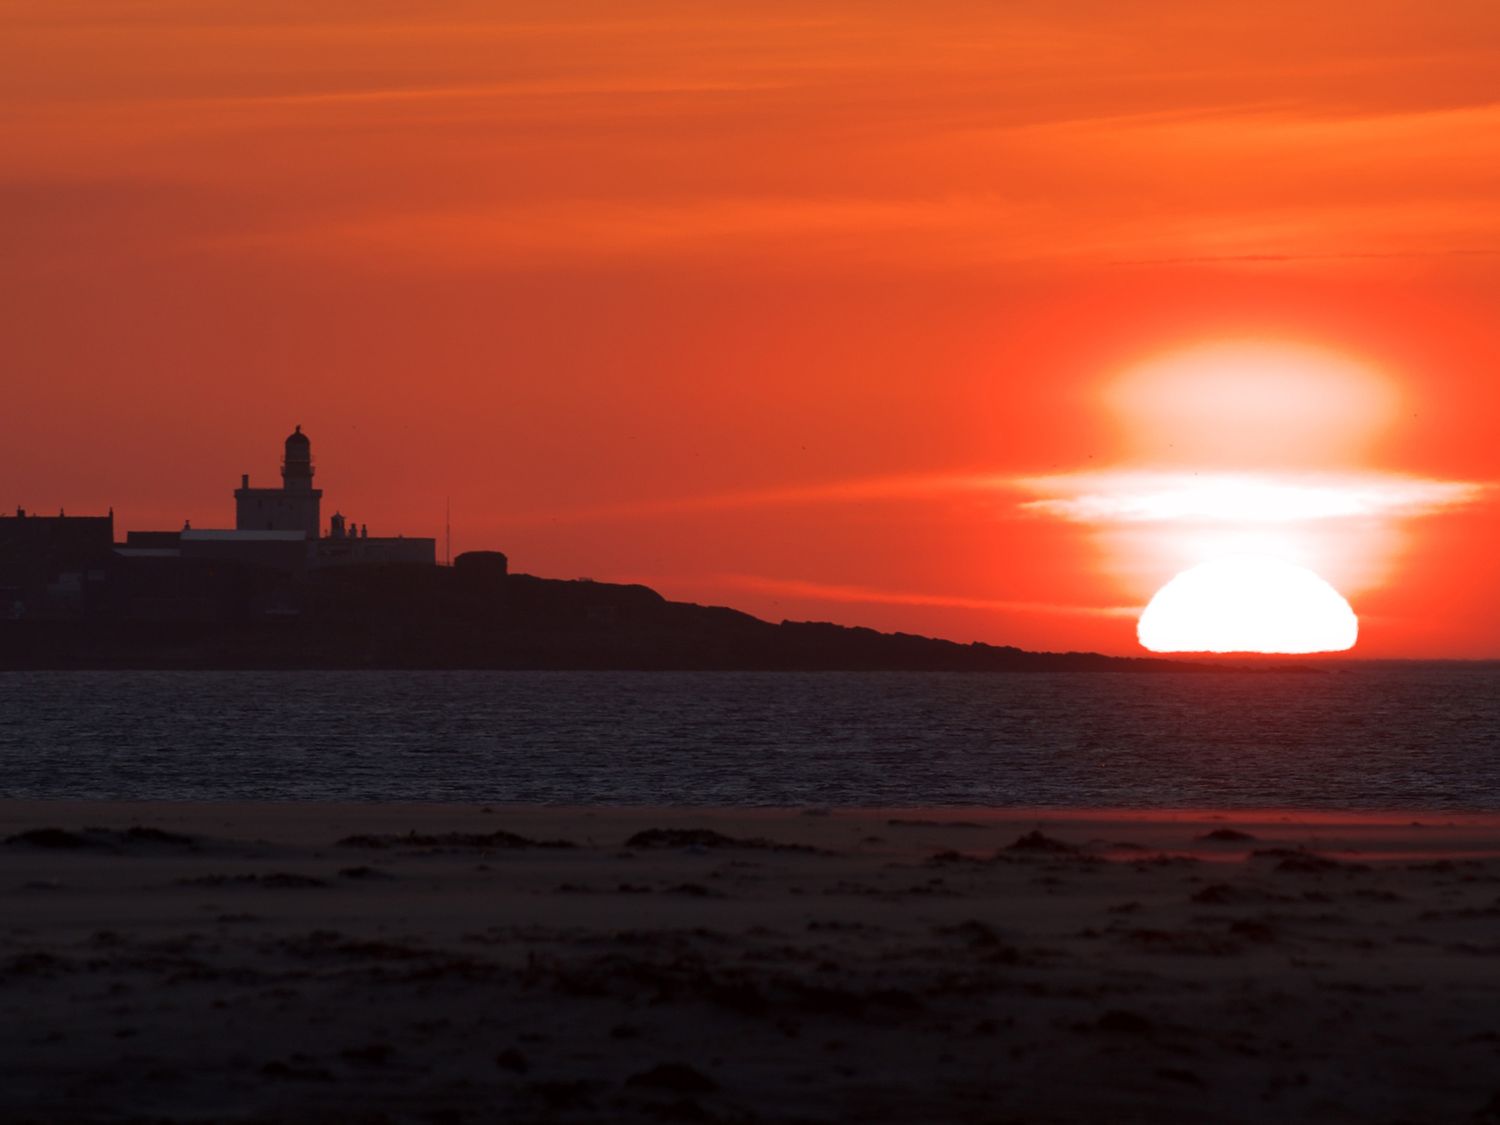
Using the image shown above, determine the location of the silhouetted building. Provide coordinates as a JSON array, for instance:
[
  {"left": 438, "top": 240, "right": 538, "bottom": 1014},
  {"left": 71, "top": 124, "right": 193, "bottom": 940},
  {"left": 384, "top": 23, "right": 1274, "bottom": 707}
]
[
  {"left": 235, "top": 425, "right": 322, "bottom": 538},
  {"left": 124, "top": 530, "right": 183, "bottom": 550},
  {"left": 315, "top": 505, "right": 435, "bottom": 568},
  {"left": 6, "top": 426, "right": 446, "bottom": 623},
  {"left": 454, "top": 550, "right": 509, "bottom": 582},
  {"left": 181, "top": 529, "right": 309, "bottom": 575},
  {"left": 314, "top": 533, "right": 435, "bottom": 568},
  {"left": 0, "top": 508, "right": 114, "bottom": 618}
]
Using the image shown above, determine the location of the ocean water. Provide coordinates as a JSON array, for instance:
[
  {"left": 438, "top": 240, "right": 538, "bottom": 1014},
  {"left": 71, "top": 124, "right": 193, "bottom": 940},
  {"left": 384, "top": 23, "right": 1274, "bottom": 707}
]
[{"left": 0, "top": 667, "right": 1497, "bottom": 808}]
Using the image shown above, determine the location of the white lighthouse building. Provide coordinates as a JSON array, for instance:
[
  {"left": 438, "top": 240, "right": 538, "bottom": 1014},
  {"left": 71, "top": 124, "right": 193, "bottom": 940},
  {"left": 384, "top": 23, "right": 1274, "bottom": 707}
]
[
  {"left": 234, "top": 425, "right": 323, "bottom": 538},
  {"left": 125, "top": 425, "right": 437, "bottom": 571}
]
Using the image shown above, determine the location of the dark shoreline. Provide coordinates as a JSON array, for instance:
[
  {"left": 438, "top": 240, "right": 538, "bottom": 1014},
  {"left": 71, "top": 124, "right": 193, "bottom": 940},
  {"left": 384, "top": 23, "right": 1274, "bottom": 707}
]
[
  {"left": 0, "top": 618, "right": 1287, "bottom": 673},
  {"left": 0, "top": 568, "right": 1341, "bottom": 673}
]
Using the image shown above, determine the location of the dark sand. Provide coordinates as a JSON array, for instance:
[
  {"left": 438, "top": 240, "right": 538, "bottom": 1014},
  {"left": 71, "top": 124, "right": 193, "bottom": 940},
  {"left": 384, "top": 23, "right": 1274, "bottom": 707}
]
[{"left": 2, "top": 803, "right": 1499, "bottom": 1124}]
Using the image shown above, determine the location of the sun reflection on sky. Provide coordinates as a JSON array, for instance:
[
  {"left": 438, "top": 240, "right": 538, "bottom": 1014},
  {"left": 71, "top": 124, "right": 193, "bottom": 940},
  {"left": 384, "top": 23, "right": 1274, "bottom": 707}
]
[{"left": 1016, "top": 338, "right": 1488, "bottom": 649}]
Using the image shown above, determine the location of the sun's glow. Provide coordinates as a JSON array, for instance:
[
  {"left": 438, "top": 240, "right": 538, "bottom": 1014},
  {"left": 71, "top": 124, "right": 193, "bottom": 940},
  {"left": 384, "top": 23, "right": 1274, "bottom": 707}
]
[
  {"left": 1137, "top": 556, "right": 1358, "bottom": 654},
  {"left": 1108, "top": 341, "right": 1398, "bottom": 467},
  {"left": 1020, "top": 470, "right": 1480, "bottom": 524}
]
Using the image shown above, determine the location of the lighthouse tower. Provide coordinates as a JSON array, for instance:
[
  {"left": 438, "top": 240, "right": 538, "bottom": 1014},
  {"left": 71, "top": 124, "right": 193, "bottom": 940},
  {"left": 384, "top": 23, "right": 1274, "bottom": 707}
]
[
  {"left": 234, "top": 425, "right": 324, "bottom": 539},
  {"left": 282, "top": 425, "right": 315, "bottom": 492}
]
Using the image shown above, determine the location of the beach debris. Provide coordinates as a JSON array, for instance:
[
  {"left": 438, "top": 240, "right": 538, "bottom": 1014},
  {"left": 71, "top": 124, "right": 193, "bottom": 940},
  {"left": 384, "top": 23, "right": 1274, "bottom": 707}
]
[
  {"left": 664, "top": 883, "right": 726, "bottom": 898},
  {"left": 3, "top": 951, "right": 70, "bottom": 977},
  {"left": 1124, "top": 927, "right": 1242, "bottom": 956},
  {"left": 1228, "top": 919, "right": 1277, "bottom": 943},
  {"left": 5, "top": 828, "right": 99, "bottom": 849},
  {"left": 1156, "top": 1066, "right": 1204, "bottom": 1086},
  {"left": 1190, "top": 883, "right": 1235, "bottom": 904},
  {"left": 935, "top": 920, "right": 1025, "bottom": 962},
  {"left": 1417, "top": 902, "right": 1500, "bottom": 921},
  {"left": 525, "top": 1079, "right": 600, "bottom": 1110},
  {"left": 625, "top": 1062, "right": 719, "bottom": 1094},
  {"left": 5, "top": 825, "right": 197, "bottom": 850},
  {"left": 277, "top": 931, "right": 431, "bottom": 961},
  {"left": 1096, "top": 1009, "right": 1154, "bottom": 1035},
  {"left": 339, "top": 1043, "right": 395, "bottom": 1067},
  {"left": 1196, "top": 828, "right": 1257, "bottom": 842},
  {"left": 337, "top": 865, "right": 395, "bottom": 880},
  {"left": 1004, "top": 830, "right": 1079, "bottom": 854},
  {"left": 266, "top": 931, "right": 503, "bottom": 982},
  {"left": 120, "top": 826, "right": 195, "bottom": 845},
  {"left": 623, "top": 828, "right": 827, "bottom": 854},
  {"left": 887, "top": 818, "right": 984, "bottom": 829},
  {"left": 260, "top": 1057, "right": 333, "bottom": 1082},
  {"left": 494, "top": 1047, "right": 529, "bottom": 1073},
  {"left": 807, "top": 919, "right": 882, "bottom": 933},
  {"left": 337, "top": 828, "right": 575, "bottom": 850},
  {"left": 926, "top": 849, "right": 988, "bottom": 865},
  {"left": 1252, "top": 848, "right": 1355, "bottom": 873},
  {"left": 178, "top": 872, "right": 327, "bottom": 888},
  {"left": 256, "top": 872, "right": 328, "bottom": 888},
  {"left": 1190, "top": 883, "right": 1292, "bottom": 905},
  {"left": 1406, "top": 859, "right": 1481, "bottom": 873},
  {"left": 934, "top": 919, "right": 1006, "bottom": 947},
  {"left": 788, "top": 982, "right": 922, "bottom": 1017},
  {"left": 1130, "top": 854, "right": 1200, "bottom": 868}
]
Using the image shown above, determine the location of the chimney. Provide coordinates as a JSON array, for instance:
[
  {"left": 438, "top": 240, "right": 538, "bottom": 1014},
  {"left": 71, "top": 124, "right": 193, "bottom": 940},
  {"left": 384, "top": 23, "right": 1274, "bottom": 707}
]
[{"left": 241, "top": 473, "right": 250, "bottom": 489}]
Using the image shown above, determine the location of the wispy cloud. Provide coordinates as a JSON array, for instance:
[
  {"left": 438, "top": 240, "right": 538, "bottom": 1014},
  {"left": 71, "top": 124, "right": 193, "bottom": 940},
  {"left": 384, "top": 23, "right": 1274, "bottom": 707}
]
[
  {"left": 709, "top": 574, "right": 1138, "bottom": 618},
  {"left": 497, "top": 472, "right": 1018, "bottom": 525},
  {"left": 1110, "top": 249, "right": 1500, "bottom": 267},
  {"left": 497, "top": 468, "right": 1488, "bottom": 528},
  {"left": 12, "top": 5, "right": 1500, "bottom": 276},
  {"left": 198, "top": 78, "right": 788, "bottom": 108},
  {"left": 226, "top": 195, "right": 1063, "bottom": 273},
  {"left": 1019, "top": 471, "right": 1487, "bottom": 524}
]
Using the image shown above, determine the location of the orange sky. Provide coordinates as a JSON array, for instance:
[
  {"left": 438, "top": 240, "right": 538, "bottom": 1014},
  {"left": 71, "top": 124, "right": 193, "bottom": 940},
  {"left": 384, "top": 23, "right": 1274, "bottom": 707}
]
[{"left": 4, "top": 1, "right": 1498, "bottom": 656}]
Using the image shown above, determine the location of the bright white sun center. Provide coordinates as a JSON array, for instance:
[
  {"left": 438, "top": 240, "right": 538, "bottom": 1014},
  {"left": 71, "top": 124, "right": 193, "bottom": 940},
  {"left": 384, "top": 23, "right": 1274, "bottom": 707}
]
[{"left": 1137, "top": 557, "right": 1358, "bottom": 654}]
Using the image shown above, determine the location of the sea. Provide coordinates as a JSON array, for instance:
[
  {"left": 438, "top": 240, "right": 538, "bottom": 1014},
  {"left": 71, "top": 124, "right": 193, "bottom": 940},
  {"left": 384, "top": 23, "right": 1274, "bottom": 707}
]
[{"left": 1, "top": 666, "right": 1497, "bottom": 809}]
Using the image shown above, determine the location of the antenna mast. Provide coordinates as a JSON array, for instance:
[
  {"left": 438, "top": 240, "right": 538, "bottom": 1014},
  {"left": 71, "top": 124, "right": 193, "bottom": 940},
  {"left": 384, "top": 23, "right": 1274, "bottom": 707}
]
[{"left": 445, "top": 496, "right": 451, "bottom": 567}]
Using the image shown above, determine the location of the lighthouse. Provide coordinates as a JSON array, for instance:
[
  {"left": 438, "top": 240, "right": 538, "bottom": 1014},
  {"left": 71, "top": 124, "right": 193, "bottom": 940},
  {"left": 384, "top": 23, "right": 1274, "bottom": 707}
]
[
  {"left": 234, "top": 425, "right": 324, "bottom": 539},
  {"left": 281, "top": 424, "right": 315, "bottom": 492}
]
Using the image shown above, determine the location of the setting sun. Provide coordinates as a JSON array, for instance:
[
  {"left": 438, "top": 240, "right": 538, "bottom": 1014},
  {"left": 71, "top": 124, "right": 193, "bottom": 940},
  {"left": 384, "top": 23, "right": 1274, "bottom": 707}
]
[
  {"left": 1137, "top": 556, "right": 1358, "bottom": 654},
  {"left": 5, "top": 4, "right": 1500, "bottom": 1121}
]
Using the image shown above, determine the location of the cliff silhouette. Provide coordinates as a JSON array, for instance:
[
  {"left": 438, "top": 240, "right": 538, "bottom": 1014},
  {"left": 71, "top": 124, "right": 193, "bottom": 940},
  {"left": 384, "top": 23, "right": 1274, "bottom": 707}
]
[{"left": 0, "top": 559, "right": 1219, "bottom": 672}]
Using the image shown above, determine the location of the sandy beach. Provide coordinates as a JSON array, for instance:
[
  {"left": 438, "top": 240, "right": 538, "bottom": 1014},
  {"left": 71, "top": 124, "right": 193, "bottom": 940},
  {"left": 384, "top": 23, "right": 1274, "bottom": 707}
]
[{"left": 3, "top": 802, "right": 1499, "bottom": 1124}]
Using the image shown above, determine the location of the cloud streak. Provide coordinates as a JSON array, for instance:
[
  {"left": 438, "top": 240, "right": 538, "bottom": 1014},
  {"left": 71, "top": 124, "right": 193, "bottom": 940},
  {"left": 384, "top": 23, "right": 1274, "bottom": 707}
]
[
  {"left": 14, "top": 7, "right": 1500, "bottom": 276},
  {"left": 497, "top": 468, "right": 1487, "bottom": 528},
  {"left": 496, "top": 472, "right": 1019, "bottom": 525},
  {"left": 1019, "top": 471, "right": 1487, "bottom": 525},
  {"left": 711, "top": 574, "right": 1138, "bottom": 619}
]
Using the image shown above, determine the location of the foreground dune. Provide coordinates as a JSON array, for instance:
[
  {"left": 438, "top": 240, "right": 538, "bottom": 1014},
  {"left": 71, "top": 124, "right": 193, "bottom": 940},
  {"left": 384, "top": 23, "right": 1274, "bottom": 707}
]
[{"left": 2, "top": 803, "right": 1498, "bottom": 1124}]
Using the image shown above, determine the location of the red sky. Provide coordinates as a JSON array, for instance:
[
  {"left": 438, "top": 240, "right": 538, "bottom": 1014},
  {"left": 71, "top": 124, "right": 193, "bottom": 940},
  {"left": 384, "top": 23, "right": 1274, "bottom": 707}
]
[{"left": 4, "top": 1, "right": 1498, "bottom": 655}]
